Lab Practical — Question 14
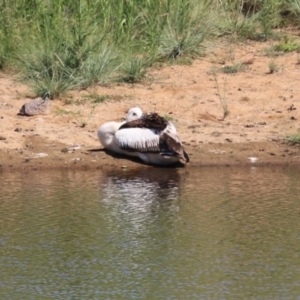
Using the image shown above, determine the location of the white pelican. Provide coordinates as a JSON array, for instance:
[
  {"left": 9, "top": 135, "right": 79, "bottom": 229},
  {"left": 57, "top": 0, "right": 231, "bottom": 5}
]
[{"left": 97, "top": 107, "right": 189, "bottom": 165}]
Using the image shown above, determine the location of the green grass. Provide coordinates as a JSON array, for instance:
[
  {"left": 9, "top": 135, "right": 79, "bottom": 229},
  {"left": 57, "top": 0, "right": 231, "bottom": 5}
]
[
  {"left": 163, "top": 114, "right": 174, "bottom": 121},
  {"left": 63, "top": 93, "right": 110, "bottom": 105},
  {"left": 273, "top": 39, "right": 300, "bottom": 52},
  {"left": 287, "top": 133, "right": 300, "bottom": 145},
  {"left": 119, "top": 56, "right": 150, "bottom": 83},
  {"left": 268, "top": 60, "right": 279, "bottom": 73},
  {"left": 208, "top": 62, "right": 246, "bottom": 75},
  {"left": 213, "top": 73, "right": 230, "bottom": 120},
  {"left": 221, "top": 62, "right": 246, "bottom": 74},
  {"left": 55, "top": 108, "right": 80, "bottom": 116},
  {"left": 1, "top": 0, "right": 300, "bottom": 97}
]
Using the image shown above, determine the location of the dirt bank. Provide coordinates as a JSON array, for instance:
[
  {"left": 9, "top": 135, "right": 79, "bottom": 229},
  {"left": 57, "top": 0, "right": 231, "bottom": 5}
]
[{"left": 1, "top": 39, "right": 300, "bottom": 172}]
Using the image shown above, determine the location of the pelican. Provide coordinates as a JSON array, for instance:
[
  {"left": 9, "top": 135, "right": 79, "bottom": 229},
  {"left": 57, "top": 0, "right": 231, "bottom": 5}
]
[{"left": 97, "top": 107, "right": 189, "bottom": 165}]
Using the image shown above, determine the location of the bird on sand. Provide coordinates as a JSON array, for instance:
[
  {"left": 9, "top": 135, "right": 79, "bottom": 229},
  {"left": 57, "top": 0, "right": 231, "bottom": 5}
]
[
  {"left": 17, "top": 92, "right": 51, "bottom": 116},
  {"left": 97, "top": 107, "right": 189, "bottom": 165}
]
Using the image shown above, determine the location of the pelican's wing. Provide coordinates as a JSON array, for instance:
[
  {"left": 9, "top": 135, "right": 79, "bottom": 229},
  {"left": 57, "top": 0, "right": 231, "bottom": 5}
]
[
  {"left": 119, "top": 112, "right": 168, "bottom": 131},
  {"left": 161, "top": 123, "right": 182, "bottom": 150},
  {"left": 161, "top": 123, "right": 190, "bottom": 163},
  {"left": 115, "top": 128, "right": 161, "bottom": 153}
]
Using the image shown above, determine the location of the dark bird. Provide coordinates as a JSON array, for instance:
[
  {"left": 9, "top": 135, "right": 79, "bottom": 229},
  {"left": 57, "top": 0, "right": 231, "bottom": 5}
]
[{"left": 18, "top": 92, "right": 51, "bottom": 116}]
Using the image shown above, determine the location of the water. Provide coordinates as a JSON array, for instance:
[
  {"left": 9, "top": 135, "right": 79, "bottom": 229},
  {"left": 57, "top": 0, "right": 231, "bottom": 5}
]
[{"left": 1, "top": 166, "right": 300, "bottom": 299}]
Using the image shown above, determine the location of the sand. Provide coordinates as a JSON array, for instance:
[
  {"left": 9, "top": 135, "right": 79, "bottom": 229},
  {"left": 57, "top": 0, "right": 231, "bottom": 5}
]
[{"left": 1, "top": 39, "right": 300, "bottom": 172}]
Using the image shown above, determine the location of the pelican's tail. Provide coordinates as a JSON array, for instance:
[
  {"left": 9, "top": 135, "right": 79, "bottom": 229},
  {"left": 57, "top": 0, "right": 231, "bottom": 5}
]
[{"left": 179, "top": 150, "right": 190, "bottom": 164}]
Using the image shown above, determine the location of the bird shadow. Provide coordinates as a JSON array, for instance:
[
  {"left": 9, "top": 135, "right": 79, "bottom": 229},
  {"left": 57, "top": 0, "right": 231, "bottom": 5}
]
[{"left": 87, "top": 148, "right": 186, "bottom": 168}]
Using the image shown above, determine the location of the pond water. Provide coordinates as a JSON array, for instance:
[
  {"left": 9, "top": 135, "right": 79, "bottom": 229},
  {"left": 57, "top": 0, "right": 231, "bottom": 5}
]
[{"left": 1, "top": 166, "right": 300, "bottom": 299}]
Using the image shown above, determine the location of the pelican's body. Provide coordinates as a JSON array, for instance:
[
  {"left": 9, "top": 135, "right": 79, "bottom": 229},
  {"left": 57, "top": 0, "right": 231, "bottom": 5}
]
[
  {"left": 97, "top": 107, "right": 142, "bottom": 157},
  {"left": 97, "top": 107, "right": 189, "bottom": 165}
]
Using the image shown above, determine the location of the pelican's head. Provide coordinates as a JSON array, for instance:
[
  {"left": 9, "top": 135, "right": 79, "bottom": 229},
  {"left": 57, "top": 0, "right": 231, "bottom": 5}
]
[{"left": 126, "top": 107, "right": 143, "bottom": 122}]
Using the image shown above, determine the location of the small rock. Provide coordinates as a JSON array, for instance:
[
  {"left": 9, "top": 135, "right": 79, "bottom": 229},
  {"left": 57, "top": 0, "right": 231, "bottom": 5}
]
[
  {"left": 34, "top": 153, "right": 48, "bottom": 158},
  {"left": 71, "top": 145, "right": 81, "bottom": 150},
  {"left": 249, "top": 157, "right": 258, "bottom": 163},
  {"left": 72, "top": 158, "right": 81, "bottom": 161}
]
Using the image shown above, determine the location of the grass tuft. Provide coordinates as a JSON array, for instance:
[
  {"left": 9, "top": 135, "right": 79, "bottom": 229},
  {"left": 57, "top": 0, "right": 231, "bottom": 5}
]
[
  {"left": 268, "top": 60, "right": 279, "bottom": 74},
  {"left": 212, "top": 73, "right": 230, "bottom": 120},
  {"left": 119, "top": 56, "right": 150, "bottom": 83},
  {"left": 163, "top": 114, "right": 174, "bottom": 121},
  {"left": 221, "top": 63, "right": 246, "bottom": 74},
  {"left": 273, "top": 39, "right": 300, "bottom": 52},
  {"left": 287, "top": 133, "right": 300, "bottom": 145}
]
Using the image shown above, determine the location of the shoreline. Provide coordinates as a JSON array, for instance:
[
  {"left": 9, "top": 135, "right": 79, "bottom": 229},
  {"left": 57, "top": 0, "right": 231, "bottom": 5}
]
[{"left": 1, "top": 139, "right": 299, "bottom": 172}]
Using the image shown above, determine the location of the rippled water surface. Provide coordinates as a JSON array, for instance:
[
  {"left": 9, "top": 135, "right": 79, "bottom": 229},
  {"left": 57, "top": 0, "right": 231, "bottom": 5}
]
[{"left": 1, "top": 166, "right": 300, "bottom": 299}]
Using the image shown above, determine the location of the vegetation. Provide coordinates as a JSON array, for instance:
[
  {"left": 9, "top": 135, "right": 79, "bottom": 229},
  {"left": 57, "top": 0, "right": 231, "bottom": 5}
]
[
  {"left": 1, "top": 0, "right": 300, "bottom": 97},
  {"left": 163, "top": 114, "right": 175, "bottom": 121},
  {"left": 221, "top": 62, "right": 246, "bottom": 74},
  {"left": 273, "top": 38, "right": 300, "bottom": 52},
  {"left": 287, "top": 133, "right": 300, "bottom": 145},
  {"left": 213, "top": 73, "right": 230, "bottom": 120},
  {"left": 268, "top": 59, "right": 279, "bottom": 73}
]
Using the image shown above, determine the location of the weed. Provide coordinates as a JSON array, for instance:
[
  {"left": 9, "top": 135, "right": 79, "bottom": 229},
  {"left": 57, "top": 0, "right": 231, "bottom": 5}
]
[
  {"left": 268, "top": 60, "right": 279, "bottom": 73},
  {"left": 209, "top": 62, "right": 246, "bottom": 75},
  {"left": 157, "top": 2, "right": 211, "bottom": 61},
  {"left": 273, "top": 38, "right": 300, "bottom": 52},
  {"left": 79, "top": 94, "right": 110, "bottom": 104},
  {"left": 169, "top": 57, "right": 193, "bottom": 66},
  {"left": 55, "top": 108, "right": 80, "bottom": 117},
  {"left": 287, "top": 133, "right": 300, "bottom": 145},
  {"left": 119, "top": 56, "right": 149, "bottom": 83},
  {"left": 75, "top": 104, "right": 97, "bottom": 128},
  {"left": 265, "top": 36, "right": 300, "bottom": 58},
  {"left": 264, "top": 46, "right": 282, "bottom": 58},
  {"left": 90, "top": 95, "right": 109, "bottom": 104},
  {"left": 212, "top": 73, "right": 229, "bottom": 120},
  {"left": 77, "top": 48, "right": 119, "bottom": 89},
  {"left": 221, "top": 63, "right": 246, "bottom": 74},
  {"left": 163, "top": 114, "right": 174, "bottom": 121},
  {"left": 65, "top": 93, "right": 112, "bottom": 106}
]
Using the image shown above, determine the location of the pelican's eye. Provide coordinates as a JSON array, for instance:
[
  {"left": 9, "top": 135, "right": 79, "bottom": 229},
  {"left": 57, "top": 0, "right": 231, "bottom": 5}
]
[{"left": 133, "top": 113, "right": 137, "bottom": 116}]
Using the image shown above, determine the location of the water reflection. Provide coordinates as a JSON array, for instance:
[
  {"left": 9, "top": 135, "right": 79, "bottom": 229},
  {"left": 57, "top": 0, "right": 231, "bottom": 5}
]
[
  {"left": 1, "top": 167, "right": 300, "bottom": 299},
  {"left": 97, "top": 169, "right": 183, "bottom": 276},
  {"left": 99, "top": 169, "right": 181, "bottom": 227}
]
